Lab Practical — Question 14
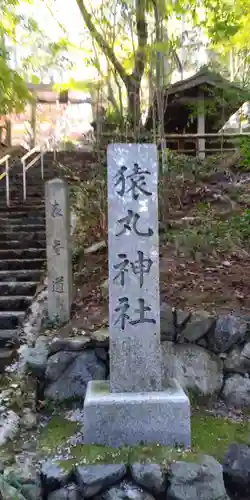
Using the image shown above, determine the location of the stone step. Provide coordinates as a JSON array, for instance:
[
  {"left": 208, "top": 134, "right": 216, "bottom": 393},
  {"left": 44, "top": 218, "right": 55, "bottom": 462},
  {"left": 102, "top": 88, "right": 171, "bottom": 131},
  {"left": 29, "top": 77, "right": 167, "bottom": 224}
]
[
  {"left": 3, "top": 181, "right": 46, "bottom": 187},
  {"left": 13, "top": 172, "right": 60, "bottom": 178},
  {"left": 0, "top": 204, "right": 44, "bottom": 213},
  {"left": 0, "top": 197, "right": 45, "bottom": 203},
  {"left": 14, "top": 168, "right": 61, "bottom": 177},
  {"left": 0, "top": 311, "right": 25, "bottom": 329},
  {"left": 8, "top": 171, "right": 61, "bottom": 179},
  {"left": 0, "top": 192, "right": 44, "bottom": 199},
  {"left": 0, "top": 212, "right": 45, "bottom": 221},
  {"left": 0, "top": 216, "right": 45, "bottom": 225},
  {"left": 0, "top": 281, "right": 38, "bottom": 296},
  {"left": 0, "top": 205, "right": 45, "bottom": 214},
  {"left": 0, "top": 184, "right": 44, "bottom": 191},
  {"left": 0, "top": 348, "right": 16, "bottom": 373},
  {"left": 0, "top": 185, "right": 44, "bottom": 191},
  {"left": 0, "top": 295, "right": 33, "bottom": 311},
  {"left": 0, "top": 230, "right": 46, "bottom": 241},
  {"left": 7, "top": 175, "right": 51, "bottom": 181},
  {"left": 0, "top": 239, "right": 46, "bottom": 250},
  {"left": 9, "top": 181, "right": 56, "bottom": 188},
  {"left": 0, "top": 248, "right": 46, "bottom": 260},
  {"left": 2, "top": 224, "right": 45, "bottom": 232},
  {"left": 0, "top": 259, "right": 45, "bottom": 271},
  {"left": 0, "top": 201, "right": 44, "bottom": 208},
  {"left": 5, "top": 183, "right": 54, "bottom": 191},
  {"left": 0, "top": 269, "right": 42, "bottom": 282},
  {"left": 0, "top": 193, "right": 45, "bottom": 201},
  {"left": 0, "top": 329, "right": 19, "bottom": 348}
]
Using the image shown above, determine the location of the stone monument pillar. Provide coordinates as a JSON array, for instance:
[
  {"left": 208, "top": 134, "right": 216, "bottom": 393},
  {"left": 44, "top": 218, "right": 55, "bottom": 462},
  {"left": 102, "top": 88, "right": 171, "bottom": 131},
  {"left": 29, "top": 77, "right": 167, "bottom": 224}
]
[
  {"left": 45, "top": 178, "right": 72, "bottom": 325},
  {"left": 83, "top": 144, "right": 191, "bottom": 447}
]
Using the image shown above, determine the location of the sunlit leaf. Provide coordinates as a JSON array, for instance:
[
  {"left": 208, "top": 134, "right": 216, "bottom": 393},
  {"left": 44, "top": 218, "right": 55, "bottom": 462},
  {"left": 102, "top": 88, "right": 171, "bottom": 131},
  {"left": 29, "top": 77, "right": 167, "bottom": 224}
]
[{"left": 30, "top": 74, "right": 40, "bottom": 84}]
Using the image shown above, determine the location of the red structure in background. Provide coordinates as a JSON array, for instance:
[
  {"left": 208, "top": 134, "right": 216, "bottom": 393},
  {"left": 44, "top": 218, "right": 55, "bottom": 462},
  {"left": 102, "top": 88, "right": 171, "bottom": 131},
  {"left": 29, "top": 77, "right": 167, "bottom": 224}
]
[{"left": 0, "top": 84, "right": 92, "bottom": 149}]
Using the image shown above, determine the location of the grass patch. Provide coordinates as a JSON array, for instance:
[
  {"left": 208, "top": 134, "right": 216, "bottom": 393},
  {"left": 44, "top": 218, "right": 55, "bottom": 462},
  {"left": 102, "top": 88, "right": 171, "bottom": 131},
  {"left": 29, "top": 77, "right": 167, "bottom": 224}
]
[
  {"left": 191, "top": 415, "right": 250, "bottom": 461},
  {"left": 165, "top": 209, "right": 250, "bottom": 256},
  {"left": 58, "top": 445, "right": 131, "bottom": 470},
  {"left": 56, "top": 444, "right": 198, "bottom": 470},
  {"left": 39, "top": 414, "right": 250, "bottom": 467},
  {"left": 57, "top": 447, "right": 197, "bottom": 470}
]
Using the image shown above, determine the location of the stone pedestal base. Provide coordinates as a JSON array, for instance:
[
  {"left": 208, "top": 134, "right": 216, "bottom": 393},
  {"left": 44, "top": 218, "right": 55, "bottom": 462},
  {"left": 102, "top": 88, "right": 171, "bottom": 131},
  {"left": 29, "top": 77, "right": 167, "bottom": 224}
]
[{"left": 83, "top": 379, "right": 191, "bottom": 448}]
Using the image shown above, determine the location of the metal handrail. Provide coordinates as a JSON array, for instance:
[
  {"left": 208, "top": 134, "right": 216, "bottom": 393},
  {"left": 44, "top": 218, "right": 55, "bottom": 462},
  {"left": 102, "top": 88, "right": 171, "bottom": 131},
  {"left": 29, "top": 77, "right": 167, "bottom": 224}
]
[
  {"left": 0, "top": 155, "right": 10, "bottom": 206},
  {"left": 21, "top": 146, "right": 39, "bottom": 162},
  {"left": 21, "top": 146, "right": 44, "bottom": 201}
]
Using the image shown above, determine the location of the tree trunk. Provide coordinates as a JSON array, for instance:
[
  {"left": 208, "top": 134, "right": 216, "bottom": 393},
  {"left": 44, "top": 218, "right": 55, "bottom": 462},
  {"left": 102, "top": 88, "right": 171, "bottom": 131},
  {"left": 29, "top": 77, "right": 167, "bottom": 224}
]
[
  {"left": 76, "top": 0, "right": 147, "bottom": 131},
  {"left": 127, "top": 78, "right": 141, "bottom": 132}
]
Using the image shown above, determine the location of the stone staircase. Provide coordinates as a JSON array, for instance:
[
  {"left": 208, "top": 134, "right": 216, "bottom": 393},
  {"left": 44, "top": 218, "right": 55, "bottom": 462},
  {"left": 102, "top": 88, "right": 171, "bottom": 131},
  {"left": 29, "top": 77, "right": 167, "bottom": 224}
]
[{"left": 0, "top": 155, "right": 60, "bottom": 372}]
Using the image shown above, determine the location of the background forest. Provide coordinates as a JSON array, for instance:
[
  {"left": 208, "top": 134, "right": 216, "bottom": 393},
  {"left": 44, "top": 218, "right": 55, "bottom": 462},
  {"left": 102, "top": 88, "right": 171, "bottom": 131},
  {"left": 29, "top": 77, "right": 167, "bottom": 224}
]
[{"left": 1, "top": 0, "right": 250, "bottom": 129}]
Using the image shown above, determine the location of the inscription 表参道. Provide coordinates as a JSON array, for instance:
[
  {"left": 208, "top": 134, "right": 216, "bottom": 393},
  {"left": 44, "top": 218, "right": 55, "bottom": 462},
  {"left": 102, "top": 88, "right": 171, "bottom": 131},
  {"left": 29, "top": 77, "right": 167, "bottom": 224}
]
[
  {"left": 45, "top": 178, "right": 72, "bottom": 325},
  {"left": 107, "top": 144, "right": 162, "bottom": 393},
  {"left": 50, "top": 199, "right": 65, "bottom": 294}
]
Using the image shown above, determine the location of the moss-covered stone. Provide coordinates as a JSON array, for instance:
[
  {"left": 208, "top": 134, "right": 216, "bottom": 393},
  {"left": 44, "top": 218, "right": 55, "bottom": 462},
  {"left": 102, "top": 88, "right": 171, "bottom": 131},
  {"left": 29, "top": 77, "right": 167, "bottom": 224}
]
[
  {"left": 38, "top": 416, "right": 81, "bottom": 454},
  {"left": 91, "top": 381, "right": 109, "bottom": 394},
  {"left": 38, "top": 414, "right": 250, "bottom": 468},
  {"left": 191, "top": 415, "right": 250, "bottom": 460},
  {"left": 57, "top": 448, "right": 198, "bottom": 471},
  {"left": 57, "top": 445, "right": 130, "bottom": 470}
]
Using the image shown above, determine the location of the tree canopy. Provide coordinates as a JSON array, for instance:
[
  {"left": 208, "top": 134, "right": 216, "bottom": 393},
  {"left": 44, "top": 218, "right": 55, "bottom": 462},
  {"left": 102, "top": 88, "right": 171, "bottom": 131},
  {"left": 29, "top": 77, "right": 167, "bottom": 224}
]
[
  {"left": 1, "top": 0, "right": 250, "bottom": 124},
  {"left": 0, "top": 0, "right": 31, "bottom": 115}
]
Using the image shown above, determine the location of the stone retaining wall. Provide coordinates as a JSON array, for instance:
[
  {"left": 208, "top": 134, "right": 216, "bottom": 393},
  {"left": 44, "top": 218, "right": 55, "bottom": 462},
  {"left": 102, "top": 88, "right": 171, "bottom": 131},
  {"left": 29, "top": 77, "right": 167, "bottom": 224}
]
[
  {"left": 1, "top": 454, "right": 243, "bottom": 500},
  {"left": 41, "top": 458, "right": 228, "bottom": 500},
  {"left": 23, "top": 302, "right": 250, "bottom": 408}
]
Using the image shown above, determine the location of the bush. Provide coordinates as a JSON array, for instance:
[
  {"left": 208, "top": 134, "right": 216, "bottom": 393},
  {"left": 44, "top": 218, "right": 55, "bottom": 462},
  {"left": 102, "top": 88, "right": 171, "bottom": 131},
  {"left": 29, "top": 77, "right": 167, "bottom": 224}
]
[{"left": 165, "top": 209, "right": 250, "bottom": 256}]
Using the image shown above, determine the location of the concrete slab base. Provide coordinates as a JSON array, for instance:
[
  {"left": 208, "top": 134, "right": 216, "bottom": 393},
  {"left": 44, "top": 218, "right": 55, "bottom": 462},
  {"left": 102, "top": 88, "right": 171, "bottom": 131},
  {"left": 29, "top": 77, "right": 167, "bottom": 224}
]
[{"left": 83, "top": 379, "right": 191, "bottom": 448}]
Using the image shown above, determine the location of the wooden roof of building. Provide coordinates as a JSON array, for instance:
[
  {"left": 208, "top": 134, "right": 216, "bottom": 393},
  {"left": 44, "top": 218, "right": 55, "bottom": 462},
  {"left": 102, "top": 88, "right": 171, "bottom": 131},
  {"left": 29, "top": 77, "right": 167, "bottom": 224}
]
[
  {"left": 145, "top": 67, "right": 250, "bottom": 133},
  {"left": 164, "top": 66, "right": 247, "bottom": 96}
]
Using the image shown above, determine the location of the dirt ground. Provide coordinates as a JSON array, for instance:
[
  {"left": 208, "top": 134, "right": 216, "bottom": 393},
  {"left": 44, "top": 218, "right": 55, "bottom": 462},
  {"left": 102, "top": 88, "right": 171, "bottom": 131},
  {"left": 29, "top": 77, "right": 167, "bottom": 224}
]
[
  {"left": 160, "top": 247, "right": 250, "bottom": 314},
  {"left": 67, "top": 246, "right": 250, "bottom": 336},
  {"left": 63, "top": 150, "right": 250, "bottom": 333}
]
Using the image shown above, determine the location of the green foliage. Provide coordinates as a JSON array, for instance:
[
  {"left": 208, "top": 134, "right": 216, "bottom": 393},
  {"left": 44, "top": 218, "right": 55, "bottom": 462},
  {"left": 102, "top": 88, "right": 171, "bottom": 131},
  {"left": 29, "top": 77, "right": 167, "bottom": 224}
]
[
  {"left": 203, "top": 0, "right": 240, "bottom": 43},
  {"left": 39, "top": 416, "right": 81, "bottom": 454},
  {"left": 166, "top": 208, "right": 250, "bottom": 256},
  {"left": 102, "top": 107, "right": 125, "bottom": 129},
  {"left": 0, "top": 57, "right": 31, "bottom": 114},
  {"left": 238, "top": 136, "right": 250, "bottom": 169},
  {"left": 72, "top": 175, "right": 107, "bottom": 248},
  {"left": 39, "top": 413, "right": 250, "bottom": 465},
  {"left": 203, "top": 0, "right": 250, "bottom": 84},
  {"left": 191, "top": 414, "right": 250, "bottom": 461},
  {"left": 2, "top": 0, "right": 249, "bottom": 121},
  {"left": 0, "top": 0, "right": 36, "bottom": 114},
  {"left": 55, "top": 78, "right": 100, "bottom": 93},
  {"left": 46, "top": 160, "right": 108, "bottom": 255}
]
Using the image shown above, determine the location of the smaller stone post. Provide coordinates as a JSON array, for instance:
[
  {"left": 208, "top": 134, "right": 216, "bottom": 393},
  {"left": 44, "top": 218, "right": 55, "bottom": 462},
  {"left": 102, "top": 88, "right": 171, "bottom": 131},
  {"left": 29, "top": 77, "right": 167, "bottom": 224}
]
[{"left": 45, "top": 178, "right": 72, "bottom": 324}]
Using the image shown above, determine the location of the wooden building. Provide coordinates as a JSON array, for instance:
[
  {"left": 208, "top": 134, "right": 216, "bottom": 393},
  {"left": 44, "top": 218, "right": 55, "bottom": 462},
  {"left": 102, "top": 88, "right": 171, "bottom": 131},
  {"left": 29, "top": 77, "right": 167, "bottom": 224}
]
[{"left": 145, "top": 66, "right": 249, "bottom": 157}]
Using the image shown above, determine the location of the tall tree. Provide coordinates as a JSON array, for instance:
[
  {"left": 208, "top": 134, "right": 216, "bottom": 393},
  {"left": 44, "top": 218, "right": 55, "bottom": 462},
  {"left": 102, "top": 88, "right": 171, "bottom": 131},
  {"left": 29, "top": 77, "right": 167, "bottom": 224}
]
[{"left": 76, "top": 0, "right": 148, "bottom": 129}]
